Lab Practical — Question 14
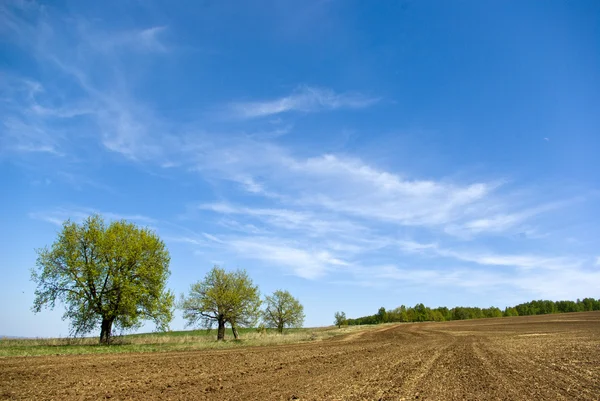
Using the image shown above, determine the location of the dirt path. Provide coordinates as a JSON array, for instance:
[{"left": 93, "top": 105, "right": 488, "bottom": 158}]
[{"left": 2, "top": 312, "right": 600, "bottom": 400}]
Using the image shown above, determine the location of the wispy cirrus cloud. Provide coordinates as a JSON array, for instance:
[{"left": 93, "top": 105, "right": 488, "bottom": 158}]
[
  {"left": 444, "top": 200, "right": 576, "bottom": 238},
  {"left": 437, "top": 248, "right": 583, "bottom": 271},
  {"left": 227, "top": 237, "right": 349, "bottom": 279},
  {"left": 229, "top": 85, "right": 379, "bottom": 119},
  {"left": 396, "top": 239, "right": 583, "bottom": 271},
  {"left": 0, "top": 2, "right": 171, "bottom": 161},
  {"left": 185, "top": 140, "right": 502, "bottom": 231},
  {"left": 90, "top": 25, "right": 168, "bottom": 53},
  {"left": 192, "top": 140, "right": 582, "bottom": 245},
  {"left": 0, "top": 77, "right": 64, "bottom": 156},
  {"left": 364, "top": 262, "right": 600, "bottom": 301},
  {"left": 29, "top": 207, "right": 156, "bottom": 226},
  {"left": 285, "top": 154, "right": 494, "bottom": 227},
  {"left": 371, "top": 265, "right": 507, "bottom": 290},
  {"left": 198, "top": 202, "right": 367, "bottom": 236}
]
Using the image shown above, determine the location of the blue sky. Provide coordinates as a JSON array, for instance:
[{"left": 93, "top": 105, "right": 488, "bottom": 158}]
[{"left": 1, "top": 0, "right": 599, "bottom": 337}]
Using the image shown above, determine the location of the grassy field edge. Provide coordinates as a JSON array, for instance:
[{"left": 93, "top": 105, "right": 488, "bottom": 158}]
[{"left": 0, "top": 325, "right": 383, "bottom": 357}]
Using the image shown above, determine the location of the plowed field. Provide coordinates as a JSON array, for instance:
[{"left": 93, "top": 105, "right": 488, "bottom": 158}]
[{"left": 2, "top": 312, "right": 600, "bottom": 400}]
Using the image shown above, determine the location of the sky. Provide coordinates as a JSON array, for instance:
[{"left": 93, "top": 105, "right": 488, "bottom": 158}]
[{"left": 1, "top": 0, "right": 599, "bottom": 337}]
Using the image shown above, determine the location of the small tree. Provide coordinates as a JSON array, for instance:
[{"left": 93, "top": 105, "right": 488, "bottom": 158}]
[
  {"left": 31, "top": 215, "right": 174, "bottom": 344},
  {"left": 263, "top": 290, "right": 305, "bottom": 333},
  {"left": 180, "top": 266, "right": 261, "bottom": 340},
  {"left": 334, "top": 311, "right": 347, "bottom": 328}
]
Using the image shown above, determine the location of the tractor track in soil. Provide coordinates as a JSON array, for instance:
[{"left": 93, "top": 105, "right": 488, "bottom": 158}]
[{"left": 1, "top": 312, "right": 599, "bottom": 400}]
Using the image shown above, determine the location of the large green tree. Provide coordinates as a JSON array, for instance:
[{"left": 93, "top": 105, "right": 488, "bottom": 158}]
[
  {"left": 180, "top": 266, "right": 261, "bottom": 340},
  {"left": 263, "top": 290, "right": 305, "bottom": 333},
  {"left": 31, "top": 215, "right": 174, "bottom": 344}
]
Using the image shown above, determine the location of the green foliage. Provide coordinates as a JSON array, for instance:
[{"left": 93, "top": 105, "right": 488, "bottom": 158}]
[
  {"left": 180, "top": 266, "right": 261, "bottom": 340},
  {"left": 581, "top": 297, "right": 600, "bottom": 311},
  {"left": 346, "top": 298, "right": 600, "bottom": 326},
  {"left": 334, "top": 311, "right": 347, "bottom": 328},
  {"left": 263, "top": 290, "right": 305, "bottom": 333},
  {"left": 484, "top": 307, "right": 503, "bottom": 318},
  {"left": 513, "top": 298, "right": 600, "bottom": 315},
  {"left": 377, "top": 307, "right": 388, "bottom": 323},
  {"left": 31, "top": 215, "right": 174, "bottom": 344}
]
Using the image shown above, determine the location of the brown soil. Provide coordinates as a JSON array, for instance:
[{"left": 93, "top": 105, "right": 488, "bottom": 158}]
[{"left": 2, "top": 312, "right": 600, "bottom": 400}]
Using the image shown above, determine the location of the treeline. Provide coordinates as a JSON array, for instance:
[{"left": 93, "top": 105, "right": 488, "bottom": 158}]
[{"left": 346, "top": 298, "right": 600, "bottom": 325}]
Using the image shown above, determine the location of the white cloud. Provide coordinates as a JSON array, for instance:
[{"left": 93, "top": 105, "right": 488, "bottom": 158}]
[
  {"left": 30, "top": 104, "right": 92, "bottom": 119},
  {"left": 445, "top": 201, "right": 572, "bottom": 237},
  {"left": 29, "top": 207, "right": 156, "bottom": 226},
  {"left": 95, "top": 104, "right": 165, "bottom": 161},
  {"left": 0, "top": 78, "right": 67, "bottom": 156},
  {"left": 395, "top": 239, "right": 582, "bottom": 271},
  {"left": 102, "top": 212, "right": 156, "bottom": 224},
  {"left": 188, "top": 142, "right": 584, "bottom": 285},
  {"left": 199, "top": 202, "right": 366, "bottom": 236},
  {"left": 134, "top": 26, "right": 168, "bottom": 52},
  {"left": 371, "top": 265, "right": 505, "bottom": 290},
  {"left": 510, "top": 268, "right": 600, "bottom": 299},
  {"left": 28, "top": 213, "right": 64, "bottom": 226},
  {"left": 0, "top": 4, "right": 173, "bottom": 162},
  {"left": 285, "top": 154, "right": 494, "bottom": 227},
  {"left": 228, "top": 237, "right": 348, "bottom": 279},
  {"left": 248, "top": 124, "right": 294, "bottom": 140},
  {"left": 202, "top": 233, "right": 224, "bottom": 243},
  {"left": 191, "top": 147, "right": 578, "bottom": 241},
  {"left": 358, "top": 262, "right": 600, "bottom": 301},
  {"left": 438, "top": 249, "right": 581, "bottom": 271},
  {"left": 190, "top": 145, "right": 500, "bottom": 230},
  {"left": 397, "top": 240, "right": 438, "bottom": 253},
  {"left": 72, "top": 20, "right": 168, "bottom": 54},
  {"left": 217, "top": 219, "right": 270, "bottom": 235},
  {"left": 229, "top": 85, "right": 379, "bottom": 118},
  {"left": 54, "top": 172, "right": 115, "bottom": 194},
  {"left": 164, "top": 236, "right": 208, "bottom": 247}
]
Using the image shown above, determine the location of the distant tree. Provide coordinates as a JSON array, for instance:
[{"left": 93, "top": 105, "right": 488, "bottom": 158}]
[
  {"left": 581, "top": 298, "right": 600, "bottom": 311},
  {"left": 430, "top": 310, "right": 445, "bottom": 321},
  {"left": 377, "top": 307, "right": 387, "bottom": 323},
  {"left": 436, "top": 306, "right": 451, "bottom": 321},
  {"left": 555, "top": 300, "right": 578, "bottom": 313},
  {"left": 413, "top": 303, "right": 428, "bottom": 322},
  {"left": 263, "top": 290, "right": 305, "bottom": 333},
  {"left": 180, "top": 267, "right": 261, "bottom": 340},
  {"left": 452, "top": 307, "right": 469, "bottom": 320},
  {"left": 334, "top": 311, "right": 347, "bottom": 328},
  {"left": 405, "top": 308, "right": 415, "bottom": 322},
  {"left": 503, "top": 307, "right": 519, "bottom": 317},
  {"left": 483, "top": 307, "right": 503, "bottom": 318},
  {"left": 31, "top": 215, "right": 174, "bottom": 344}
]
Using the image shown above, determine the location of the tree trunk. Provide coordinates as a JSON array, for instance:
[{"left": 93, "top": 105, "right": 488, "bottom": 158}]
[
  {"left": 232, "top": 325, "right": 239, "bottom": 340},
  {"left": 99, "top": 318, "right": 114, "bottom": 345},
  {"left": 217, "top": 318, "right": 226, "bottom": 341},
  {"left": 278, "top": 322, "right": 284, "bottom": 334}
]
